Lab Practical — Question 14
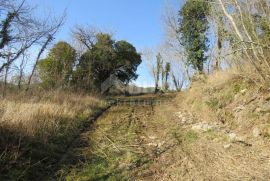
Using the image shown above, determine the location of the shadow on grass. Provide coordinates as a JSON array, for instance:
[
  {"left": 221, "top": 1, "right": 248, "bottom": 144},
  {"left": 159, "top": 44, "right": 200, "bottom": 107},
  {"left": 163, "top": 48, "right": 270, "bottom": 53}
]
[
  {"left": 0, "top": 126, "right": 67, "bottom": 181},
  {"left": 0, "top": 105, "right": 112, "bottom": 181}
]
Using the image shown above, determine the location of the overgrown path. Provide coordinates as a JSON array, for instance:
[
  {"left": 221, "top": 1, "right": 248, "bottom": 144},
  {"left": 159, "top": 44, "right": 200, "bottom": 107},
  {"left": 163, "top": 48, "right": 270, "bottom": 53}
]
[{"left": 53, "top": 94, "right": 180, "bottom": 180}]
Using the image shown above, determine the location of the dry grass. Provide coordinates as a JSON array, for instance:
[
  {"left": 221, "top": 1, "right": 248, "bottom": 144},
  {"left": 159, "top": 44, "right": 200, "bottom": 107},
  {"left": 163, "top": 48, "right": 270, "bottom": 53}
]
[
  {"left": 178, "top": 68, "right": 257, "bottom": 129},
  {"left": 0, "top": 90, "right": 105, "bottom": 141},
  {"left": 168, "top": 69, "right": 270, "bottom": 180},
  {"left": 0, "top": 90, "right": 106, "bottom": 180}
]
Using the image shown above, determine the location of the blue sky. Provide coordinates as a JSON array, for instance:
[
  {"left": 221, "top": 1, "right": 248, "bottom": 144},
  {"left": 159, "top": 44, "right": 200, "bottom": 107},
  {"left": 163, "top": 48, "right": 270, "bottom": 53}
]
[{"left": 28, "top": 0, "right": 182, "bottom": 86}]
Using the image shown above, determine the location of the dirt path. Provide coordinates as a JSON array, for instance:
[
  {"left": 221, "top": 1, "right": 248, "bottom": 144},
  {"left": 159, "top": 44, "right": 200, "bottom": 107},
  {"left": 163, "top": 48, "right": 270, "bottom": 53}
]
[
  {"left": 52, "top": 94, "right": 178, "bottom": 180},
  {"left": 53, "top": 94, "right": 270, "bottom": 181}
]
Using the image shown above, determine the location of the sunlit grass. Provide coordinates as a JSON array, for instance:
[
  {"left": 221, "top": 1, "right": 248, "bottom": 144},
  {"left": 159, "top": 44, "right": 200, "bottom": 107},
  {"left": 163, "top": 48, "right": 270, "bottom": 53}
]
[{"left": 0, "top": 90, "right": 106, "bottom": 180}]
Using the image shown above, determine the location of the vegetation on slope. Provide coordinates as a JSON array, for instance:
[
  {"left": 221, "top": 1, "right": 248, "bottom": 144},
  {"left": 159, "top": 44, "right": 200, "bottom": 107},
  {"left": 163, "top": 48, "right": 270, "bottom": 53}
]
[
  {"left": 169, "top": 70, "right": 270, "bottom": 180},
  {"left": 178, "top": 70, "right": 270, "bottom": 135}
]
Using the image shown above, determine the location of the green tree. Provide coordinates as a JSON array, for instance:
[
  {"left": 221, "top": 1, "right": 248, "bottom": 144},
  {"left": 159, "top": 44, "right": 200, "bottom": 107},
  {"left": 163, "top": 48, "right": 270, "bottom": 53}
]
[
  {"left": 0, "top": 12, "right": 16, "bottom": 49},
  {"left": 38, "top": 41, "right": 76, "bottom": 88},
  {"left": 114, "top": 40, "right": 142, "bottom": 83},
  {"left": 178, "top": 0, "right": 210, "bottom": 72},
  {"left": 74, "top": 33, "right": 142, "bottom": 91}
]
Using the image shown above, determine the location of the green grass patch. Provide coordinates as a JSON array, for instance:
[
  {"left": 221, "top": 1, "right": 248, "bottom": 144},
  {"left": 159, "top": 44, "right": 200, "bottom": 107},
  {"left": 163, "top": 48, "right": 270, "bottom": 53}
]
[
  {"left": 204, "top": 129, "right": 218, "bottom": 140},
  {"left": 206, "top": 97, "right": 223, "bottom": 110},
  {"left": 184, "top": 130, "right": 199, "bottom": 144},
  {"left": 65, "top": 155, "right": 128, "bottom": 181},
  {"left": 62, "top": 105, "right": 150, "bottom": 181}
]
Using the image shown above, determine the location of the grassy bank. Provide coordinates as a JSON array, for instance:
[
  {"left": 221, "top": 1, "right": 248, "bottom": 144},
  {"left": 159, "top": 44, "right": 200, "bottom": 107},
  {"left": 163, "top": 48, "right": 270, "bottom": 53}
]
[
  {"left": 177, "top": 70, "right": 270, "bottom": 135},
  {"left": 0, "top": 90, "right": 106, "bottom": 180},
  {"left": 170, "top": 70, "right": 270, "bottom": 180}
]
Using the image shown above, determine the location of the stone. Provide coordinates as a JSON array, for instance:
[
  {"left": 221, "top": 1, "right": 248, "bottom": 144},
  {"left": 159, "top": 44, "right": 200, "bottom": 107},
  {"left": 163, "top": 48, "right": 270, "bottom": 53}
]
[
  {"left": 192, "top": 124, "right": 203, "bottom": 131},
  {"left": 240, "top": 89, "right": 247, "bottom": 94},
  {"left": 229, "top": 133, "right": 237, "bottom": 141},
  {"left": 223, "top": 144, "right": 231, "bottom": 149},
  {"left": 192, "top": 123, "right": 213, "bottom": 132},
  {"left": 262, "top": 102, "right": 270, "bottom": 113},
  {"left": 255, "top": 107, "right": 262, "bottom": 113},
  {"left": 149, "top": 136, "right": 156, "bottom": 140},
  {"left": 264, "top": 94, "right": 270, "bottom": 101},
  {"left": 234, "top": 105, "right": 245, "bottom": 112},
  {"left": 253, "top": 127, "right": 261, "bottom": 138},
  {"left": 236, "top": 136, "right": 246, "bottom": 142},
  {"left": 157, "top": 141, "right": 165, "bottom": 148}
]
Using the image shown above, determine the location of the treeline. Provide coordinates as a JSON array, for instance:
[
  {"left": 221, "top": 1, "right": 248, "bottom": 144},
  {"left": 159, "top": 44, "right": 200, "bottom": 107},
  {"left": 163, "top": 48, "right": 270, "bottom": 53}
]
[
  {"left": 38, "top": 32, "right": 142, "bottom": 92},
  {"left": 1, "top": 0, "right": 270, "bottom": 96},
  {"left": 0, "top": 1, "right": 142, "bottom": 96}
]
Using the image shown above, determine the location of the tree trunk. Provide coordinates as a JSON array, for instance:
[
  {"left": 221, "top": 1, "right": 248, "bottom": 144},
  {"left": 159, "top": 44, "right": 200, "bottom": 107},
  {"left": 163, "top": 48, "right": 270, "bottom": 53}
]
[
  {"left": 26, "top": 35, "right": 53, "bottom": 91},
  {"left": 2, "top": 55, "right": 10, "bottom": 97},
  {"left": 154, "top": 82, "right": 159, "bottom": 93},
  {"left": 18, "top": 68, "right": 23, "bottom": 90},
  {"left": 218, "top": 0, "right": 265, "bottom": 80}
]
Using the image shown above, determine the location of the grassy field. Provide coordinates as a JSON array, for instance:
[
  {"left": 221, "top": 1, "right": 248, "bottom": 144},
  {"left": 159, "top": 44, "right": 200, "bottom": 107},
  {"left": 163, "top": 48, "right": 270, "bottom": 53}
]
[{"left": 0, "top": 90, "right": 107, "bottom": 180}]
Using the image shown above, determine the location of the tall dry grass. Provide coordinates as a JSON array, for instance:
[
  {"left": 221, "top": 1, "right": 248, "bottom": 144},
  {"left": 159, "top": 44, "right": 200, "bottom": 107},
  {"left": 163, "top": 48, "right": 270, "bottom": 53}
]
[
  {"left": 0, "top": 90, "right": 105, "bottom": 142},
  {"left": 0, "top": 90, "right": 106, "bottom": 180}
]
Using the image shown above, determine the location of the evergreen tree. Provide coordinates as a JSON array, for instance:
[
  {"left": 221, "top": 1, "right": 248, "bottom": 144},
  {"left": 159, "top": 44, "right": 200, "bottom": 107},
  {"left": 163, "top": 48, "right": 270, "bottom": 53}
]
[
  {"left": 75, "top": 33, "right": 142, "bottom": 91},
  {"left": 178, "top": 0, "right": 210, "bottom": 72}
]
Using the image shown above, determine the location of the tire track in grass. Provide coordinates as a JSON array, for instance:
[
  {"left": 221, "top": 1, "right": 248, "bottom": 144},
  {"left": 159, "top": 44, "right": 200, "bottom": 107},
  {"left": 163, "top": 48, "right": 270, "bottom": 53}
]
[{"left": 54, "top": 94, "right": 176, "bottom": 180}]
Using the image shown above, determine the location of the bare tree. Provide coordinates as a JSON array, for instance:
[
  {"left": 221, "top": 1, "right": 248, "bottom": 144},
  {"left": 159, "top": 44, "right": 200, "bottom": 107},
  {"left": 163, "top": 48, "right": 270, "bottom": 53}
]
[
  {"left": 216, "top": 0, "right": 270, "bottom": 82},
  {"left": 71, "top": 25, "right": 99, "bottom": 52},
  {"left": 26, "top": 35, "right": 53, "bottom": 91},
  {"left": 162, "top": 1, "right": 192, "bottom": 84},
  {"left": 0, "top": 0, "right": 66, "bottom": 95},
  {"left": 2, "top": 53, "right": 11, "bottom": 97},
  {"left": 0, "top": 0, "right": 66, "bottom": 75},
  {"left": 26, "top": 14, "right": 65, "bottom": 91},
  {"left": 142, "top": 47, "right": 160, "bottom": 92},
  {"left": 17, "top": 52, "right": 27, "bottom": 89},
  {"left": 172, "top": 72, "right": 184, "bottom": 91}
]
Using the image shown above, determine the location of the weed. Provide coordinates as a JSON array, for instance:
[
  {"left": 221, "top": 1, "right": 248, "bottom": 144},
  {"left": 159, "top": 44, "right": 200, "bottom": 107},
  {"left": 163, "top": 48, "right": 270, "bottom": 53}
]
[
  {"left": 204, "top": 129, "right": 217, "bottom": 140},
  {"left": 233, "top": 83, "right": 242, "bottom": 94},
  {"left": 184, "top": 130, "right": 198, "bottom": 144},
  {"left": 206, "top": 97, "right": 223, "bottom": 110}
]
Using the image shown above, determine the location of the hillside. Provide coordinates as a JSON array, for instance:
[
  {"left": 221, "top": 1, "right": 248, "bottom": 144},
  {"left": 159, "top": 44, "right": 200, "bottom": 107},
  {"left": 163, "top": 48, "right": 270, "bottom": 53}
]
[{"left": 171, "top": 70, "right": 270, "bottom": 180}]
